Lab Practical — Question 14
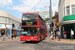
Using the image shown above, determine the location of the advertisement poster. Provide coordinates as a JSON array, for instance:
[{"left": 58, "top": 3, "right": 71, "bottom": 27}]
[{"left": 16, "top": 30, "right": 20, "bottom": 36}]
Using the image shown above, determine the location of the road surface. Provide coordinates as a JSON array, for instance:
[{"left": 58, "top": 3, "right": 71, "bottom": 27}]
[{"left": 0, "top": 39, "right": 75, "bottom": 50}]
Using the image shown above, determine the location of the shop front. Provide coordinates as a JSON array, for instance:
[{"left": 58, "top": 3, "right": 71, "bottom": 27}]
[
  {"left": 0, "top": 24, "right": 6, "bottom": 36},
  {"left": 0, "top": 24, "right": 20, "bottom": 37},
  {"left": 13, "top": 26, "right": 21, "bottom": 37},
  {"left": 0, "top": 29, "right": 5, "bottom": 36},
  {"left": 59, "top": 15, "right": 75, "bottom": 39},
  {"left": 61, "top": 24, "right": 75, "bottom": 39},
  {"left": 0, "top": 24, "right": 12, "bottom": 37}
]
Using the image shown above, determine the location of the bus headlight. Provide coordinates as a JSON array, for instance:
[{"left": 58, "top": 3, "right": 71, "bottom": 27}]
[{"left": 22, "top": 36, "right": 23, "bottom": 38}]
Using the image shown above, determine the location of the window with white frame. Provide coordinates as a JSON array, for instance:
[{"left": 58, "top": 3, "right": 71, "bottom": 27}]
[
  {"left": 72, "top": 5, "right": 75, "bottom": 14},
  {"left": 66, "top": 6, "right": 70, "bottom": 15},
  {"left": 64, "top": 8, "right": 65, "bottom": 16},
  {"left": 0, "top": 17, "right": 3, "bottom": 23},
  {"left": 15, "top": 21, "right": 17, "bottom": 26},
  {"left": 12, "top": 20, "right": 14, "bottom": 24},
  {"left": 0, "top": 17, "right": 7, "bottom": 23},
  {"left": 8, "top": 18, "right": 11, "bottom": 24}
]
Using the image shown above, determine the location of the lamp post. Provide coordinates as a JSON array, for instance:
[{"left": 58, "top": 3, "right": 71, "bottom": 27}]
[
  {"left": 5, "top": 24, "right": 7, "bottom": 36},
  {"left": 49, "top": 0, "right": 52, "bottom": 30}
]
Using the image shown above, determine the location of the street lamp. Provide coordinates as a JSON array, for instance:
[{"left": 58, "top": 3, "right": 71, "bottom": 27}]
[{"left": 49, "top": 0, "right": 52, "bottom": 30}]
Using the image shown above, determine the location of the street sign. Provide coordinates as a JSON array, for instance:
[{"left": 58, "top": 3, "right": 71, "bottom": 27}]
[{"left": 57, "top": 22, "right": 59, "bottom": 26}]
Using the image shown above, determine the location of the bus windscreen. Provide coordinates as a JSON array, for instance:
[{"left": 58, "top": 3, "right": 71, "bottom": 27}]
[
  {"left": 21, "top": 27, "right": 38, "bottom": 36},
  {"left": 23, "top": 14, "right": 37, "bottom": 20}
]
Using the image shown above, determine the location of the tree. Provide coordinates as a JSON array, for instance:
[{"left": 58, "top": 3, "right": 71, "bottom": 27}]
[
  {"left": 52, "top": 15, "right": 55, "bottom": 19},
  {"left": 45, "top": 18, "right": 50, "bottom": 21},
  {"left": 45, "top": 15, "right": 55, "bottom": 21}
]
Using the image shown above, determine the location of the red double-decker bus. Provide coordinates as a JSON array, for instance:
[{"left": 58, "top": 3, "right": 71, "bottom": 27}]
[{"left": 20, "top": 13, "right": 47, "bottom": 42}]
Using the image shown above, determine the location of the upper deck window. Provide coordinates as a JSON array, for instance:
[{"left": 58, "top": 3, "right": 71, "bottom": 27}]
[{"left": 23, "top": 14, "right": 37, "bottom": 20}]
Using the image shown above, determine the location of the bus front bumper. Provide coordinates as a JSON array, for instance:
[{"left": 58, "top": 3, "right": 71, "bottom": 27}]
[{"left": 20, "top": 39, "right": 38, "bottom": 41}]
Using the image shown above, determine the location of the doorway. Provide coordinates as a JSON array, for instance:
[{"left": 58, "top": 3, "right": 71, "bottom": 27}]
[
  {"left": 64, "top": 24, "right": 75, "bottom": 39},
  {"left": 1, "top": 29, "right": 5, "bottom": 36}
]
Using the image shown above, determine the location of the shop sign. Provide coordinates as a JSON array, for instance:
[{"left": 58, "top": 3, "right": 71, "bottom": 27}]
[
  {"left": 6, "top": 25, "right": 12, "bottom": 29},
  {"left": 18, "top": 27, "right": 21, "bottom": 29},
  {"left": 0, "top": 24, "right": 5, "bottom": 28},
  {"left": 14, "top": 27, "right": 16, "bottom": 28},
  {"left": 0, "top": 25, "right": 2, "bottom": 28},
  {"left": 57, "top": 22, "right": 59, "bottom": 26},
  {"left": 14, "top": 26, "right": 18, "bottom": 29}
]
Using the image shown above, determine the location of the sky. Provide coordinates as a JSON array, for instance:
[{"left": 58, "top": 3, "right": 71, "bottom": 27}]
[{"left": 0, "top": 0, "right": 59, "bottom": 19}]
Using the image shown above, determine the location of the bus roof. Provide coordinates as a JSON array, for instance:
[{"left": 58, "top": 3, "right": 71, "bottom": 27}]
[{"left": 22, "top": 13, "right": 39, "bottom": 15}]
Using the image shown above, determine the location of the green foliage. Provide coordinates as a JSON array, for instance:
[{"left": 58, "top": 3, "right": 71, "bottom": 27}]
[
  {"left": 52, "top": 15, "right": 55, "bottom": 19},
  {"left": 45, "top": 15, "right": 55, "bottom": 21},
  {"left": 45, "top": 18, "right": 50, "bottom": 21}
]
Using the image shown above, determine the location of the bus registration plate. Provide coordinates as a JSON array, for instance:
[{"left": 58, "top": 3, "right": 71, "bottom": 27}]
[{"left": 26, "top": 39, "right": 30, "bottom": 41}]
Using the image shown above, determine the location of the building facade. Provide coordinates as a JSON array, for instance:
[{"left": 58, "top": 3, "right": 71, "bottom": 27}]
[
  {"left": 0, "top": 10, "right": 21, "bottom": 37},
  {"left": 46, "top": 21, "right": 50, "bottom": 30},
  {"left": 58, "top": 0, "right": 75, "bottom": 39},
  {"left": 55, "top": 12, "right": 59, "bottom": 28}
]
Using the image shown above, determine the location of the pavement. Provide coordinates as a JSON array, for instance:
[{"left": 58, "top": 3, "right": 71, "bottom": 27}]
[
  {"left": 0, "top": 36, "right": 20, "bottom": 42},
  {"left": 46, "top": 36, "right": 75, "bottom": 44}
]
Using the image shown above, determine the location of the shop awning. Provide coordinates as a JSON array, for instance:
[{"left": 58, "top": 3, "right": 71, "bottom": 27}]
[
  {"left": 59, "top": 20, "right": 75, "bottom": 26},
  {"left": 13, "top": 28, "right": 20, "bottom": 30}
]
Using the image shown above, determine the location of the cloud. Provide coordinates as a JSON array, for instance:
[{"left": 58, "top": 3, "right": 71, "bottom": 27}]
[
  {"left": 7, "top": 0, "right": 49, "bottom": 12},
  {"left": 7, "top": 7, "right": 11, "bottom": 9},
  {"left": 0, "top": 0, "right": 12, "bottom": 7},
  {"left": 7, "top": 0, "right": 59, "bottom": 16},
  {"left": 52, "top": 0, "right": 59, "bottom": 15},
  {"left": 10, "top": 6, "right": 34, "bottom": 12},
  {"left": 32, "top": 9, "right": 49, "bottom": 19}
]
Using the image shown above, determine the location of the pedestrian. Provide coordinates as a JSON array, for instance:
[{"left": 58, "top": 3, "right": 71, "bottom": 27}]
[
  {"left": 54, "top": 30, "right": 57, "bottom": 39},
  {"left": 50, "top": 30, "right": 53, "bottom": 40},
  {"left": 50, "top": 30, "right": 53, "bottom": 34},
  {"left": 71, "top": 29, "right": 74, "bottom": 40},
  {"left": 14, "top": 32, "right": 16, "bottom": 39},
  {"left": 11, "top": 33, "right": 13, "bottom": 40},
  {"left": 2, "top": 34, "right": 6, "bottom": 41},
  {"left": 7, "top": 34, "right": 9, "bottom": 39},
  {"left": 57, "top": 30, "right": 60, "bottom": 41},
  {"left": 53, "top": 32, "right": 55, "bottom": 40},
  {"left": 50, "top": 33, "right": 53, "bottom": 40}
]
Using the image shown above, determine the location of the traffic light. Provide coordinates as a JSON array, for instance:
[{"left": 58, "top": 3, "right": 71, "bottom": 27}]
[
  {"left": 52, "top": 21, "right": 54, "bottom": 27},
  {"left": 12, "top": 24, "right": 15, "bottom": 28},
  {"left": 50, "top": 21, "right": 54, "bottom": 27}
]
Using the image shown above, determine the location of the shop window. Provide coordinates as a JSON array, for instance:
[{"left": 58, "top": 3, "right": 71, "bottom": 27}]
[{"left": 72, "top": 5, "right": 75, "bottom": 14}]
